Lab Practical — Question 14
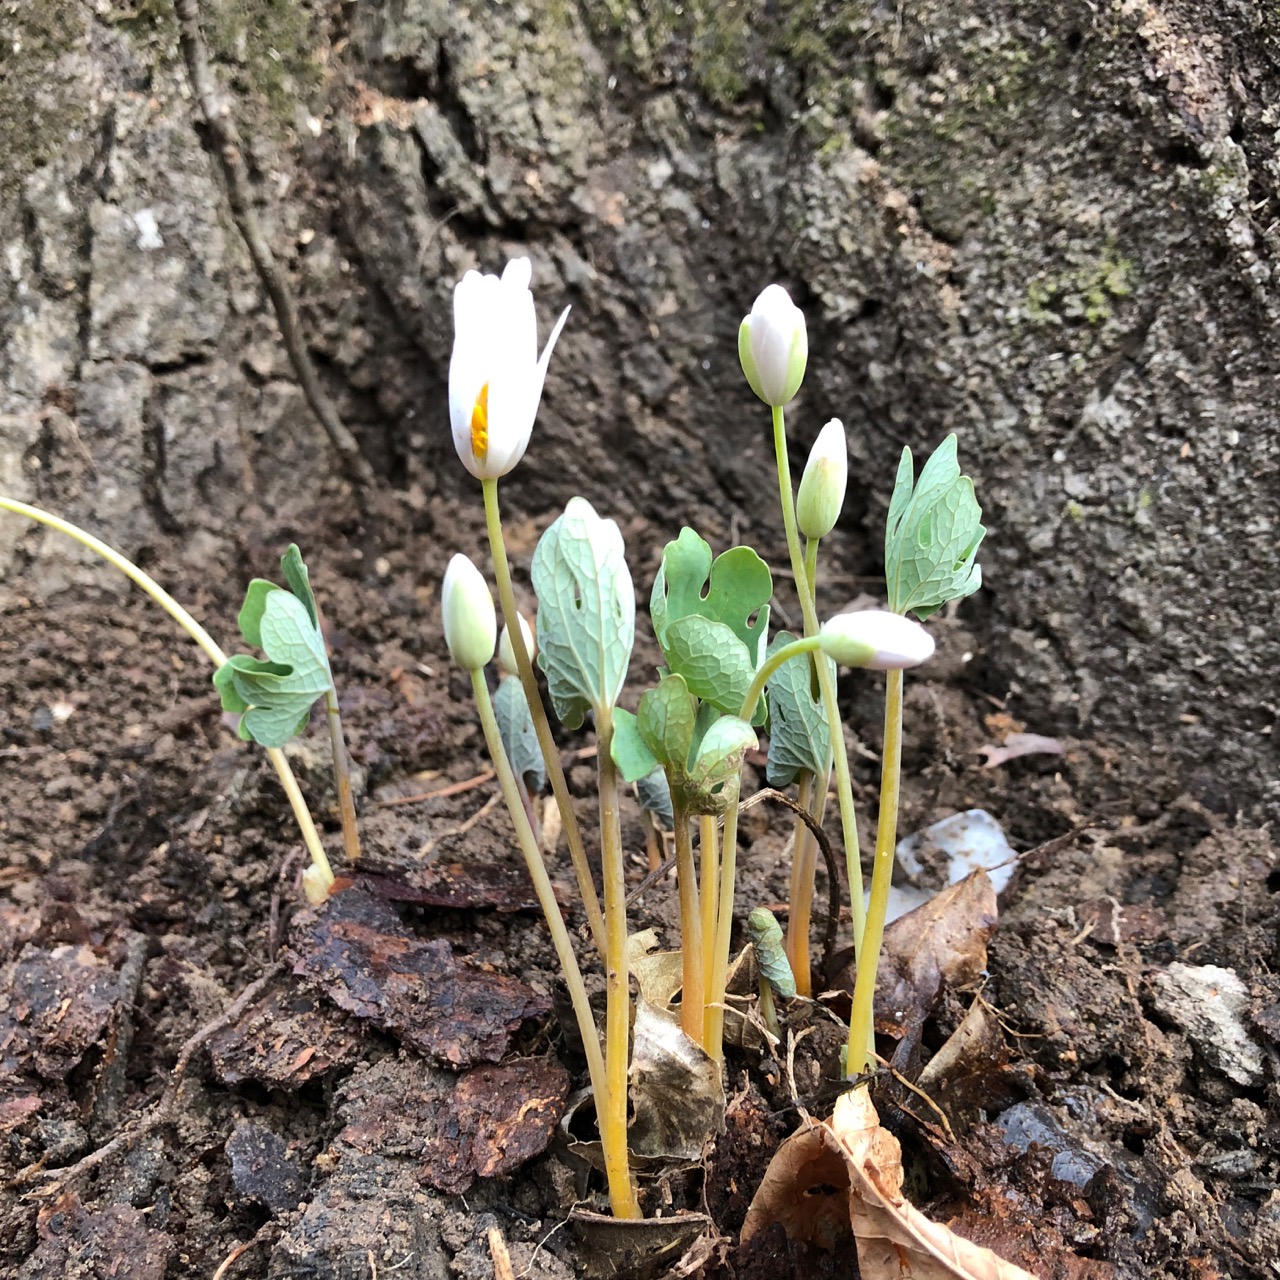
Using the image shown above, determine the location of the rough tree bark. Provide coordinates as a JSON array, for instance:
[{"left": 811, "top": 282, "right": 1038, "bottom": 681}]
[{"left": 2, "top": 0, "right": 1277, "bottom": 822}]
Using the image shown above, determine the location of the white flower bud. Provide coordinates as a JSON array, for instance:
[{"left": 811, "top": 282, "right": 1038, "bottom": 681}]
[
  {"left": 796, "top": 418, "right": 848, "bottom": 540},
  {"left": 819, "top": 610, "right": 935, "bottom": 670},
  {"left": 498, "top": 611, "right": 536, "bottom": 676},
  {"left": 738, "top": 284, "right": 808, "bottom": 407},
  {"left": 441, "top": 554, "right": 497, "bottom": 670}
]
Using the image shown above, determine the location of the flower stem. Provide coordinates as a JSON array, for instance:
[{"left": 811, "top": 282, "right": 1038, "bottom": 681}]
[
  {"left": 846, "top": 668, "right": 903, "bottom": 1074},
  {"left": 315, "top": 603, "right": 362, "bottom": 865},
  {"left": 785, "top": 771, "right": 815, "bottom": 997},
  {"left": 770, "top": 405, "right": 865, "bottom": 952},
  {"left": 698, "top": 814, "right": 719, "bottom": 1002},
  {"left": 469, "top": 671, "right": 612, "bottom": 1120},
  {"left": 703, "top": 779, "right": 742, "bottom": 1061},
  {"left": 739, "top": 633, "right": 822, "bottom": 723},
  {"left": 0, "top": 496, "right": 333, "bottom": 896},
  {"left": 672, "top": 804, "right": 705, "bottom": 1046},
  {"left": 593, "top": 707, "right": 640, "bottom": 1218},
  {"left": 481, "top": 478, "right": 607, "bottom": 961}
]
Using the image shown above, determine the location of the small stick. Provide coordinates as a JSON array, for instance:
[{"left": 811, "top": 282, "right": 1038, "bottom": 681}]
[
  {"left": 375, "top": 769, "right": 496, "bottom": 807},
  {"left": 172, "top": 0, "right": 373, "bottom": 487},
  {"left": 15, "top": 964, "right": 283, "bottom": 1191}
]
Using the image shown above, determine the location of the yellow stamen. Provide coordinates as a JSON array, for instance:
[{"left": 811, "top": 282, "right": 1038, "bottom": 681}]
[{"left": 470, "top": 383, "right": 490, "bottom": 461}]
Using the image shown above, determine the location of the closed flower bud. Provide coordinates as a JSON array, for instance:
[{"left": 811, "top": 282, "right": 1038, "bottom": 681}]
[
  {"left": 819, "top": 610, "right": 935, "bottom": 670},
  {"left": 497, "top": 611, "right": 536, "bottom": 676},
  {"left": 442, "top": 554, "right": 497, "bottom": 670},
  {"left": 738, "top": 284, "right": 808, "bottom": 406},
  {"left": 796, "top": 418, "right": 848, "bottom": 539},
  {"left": 449, "top": 257, "right": 570, "bottom": 480}
]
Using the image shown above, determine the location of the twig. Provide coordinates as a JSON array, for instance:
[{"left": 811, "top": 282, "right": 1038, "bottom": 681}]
[
  {"left": 416, "top": 792, "right": 500, "bottom": 857},
  {"left": 172, "top": 0, "right": 373, "bottom": 488},
  {"left": 488, "top": 1227, "right": 517, "bottom": 1280},
  {"left": 374, "top": 769, "right": 495, "bottom": 807},
  {"left": 740, "top": 788, "right": 842, "bottom": 976},
  {"left": 16, "top": 963, "right": 283, "bottom": 1192}
]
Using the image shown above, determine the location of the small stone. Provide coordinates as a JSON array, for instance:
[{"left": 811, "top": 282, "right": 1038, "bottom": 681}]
[{"left": 1151, "top": 962, "right": 1264, "bottom": 1086}]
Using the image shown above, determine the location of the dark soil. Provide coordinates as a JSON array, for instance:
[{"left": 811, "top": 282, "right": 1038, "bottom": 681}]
[{"left": 2, "top": 481, "right": 1277, "bottom": 1280}]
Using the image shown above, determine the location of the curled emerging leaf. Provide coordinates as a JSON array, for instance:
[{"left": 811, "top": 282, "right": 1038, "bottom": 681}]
[{"left": 531, "top": 497, "right": 635, "bottom": 729}]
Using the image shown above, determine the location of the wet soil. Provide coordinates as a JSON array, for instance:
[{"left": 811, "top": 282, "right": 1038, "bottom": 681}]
[{"left": 2, "top": 483, "right": 1277, "bottom": 1280}]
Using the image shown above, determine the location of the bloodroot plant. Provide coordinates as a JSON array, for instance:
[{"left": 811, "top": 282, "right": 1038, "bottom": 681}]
[{"left": 440, "top": 259, "right": 984, "bottom": 1221}]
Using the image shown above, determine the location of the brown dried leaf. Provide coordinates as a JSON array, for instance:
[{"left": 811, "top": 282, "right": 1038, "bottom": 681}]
[
  {"left": 629, "top": 999, "right": 725, "bottom": 1164},
  {"left": 978, "top": 734, "right": 1063, "bottom": 768},
  {"left": 877, "top": 872, "right": 998, "bottom": 1038},
  {"left": 288, "top": 888, "right": 548, "bottom": 1068},
  {"left": 207, "top": 982, "right": 367, "bottom": 1089},
  {"left": 421, "top": 1058, "right": 569, "bottom": 1193},
  {"left": 742, "top": 1088, "right": 1039, "bottom": 1280},
  {"left": 354, "top": 860, "right": 555, "bottom": 913}
]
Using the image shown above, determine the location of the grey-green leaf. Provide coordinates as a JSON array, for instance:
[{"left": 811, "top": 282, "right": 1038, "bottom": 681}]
[
  {"left": 884, "top": 433, "right": 986, "bottom": 620},
  {"left": 494, "top": 675, "right": 545, "bottom": 793},
  {"left": 237, "top": 579, "right": 279, "bottom": 649},
  {"left": 746, "top": 907, "right": 796, "bottom": 998},
  {"left": 661, "top": 615, "right": 761, "bottom": 722},
  {"left": 764, "top": 631, "right": 833, "bottom": 786},
  {"left": 214, "top": 591, "right": 331, "bottom": 748},
  {"left": 281, "top": 544, "right": 319, "bottom": 630},
  {"left": 610, "top": 708, "right": 662, "bottom": 784},
  {"left": 636, "top": 673, "right": 698, "bottom": 769},
  {"left": 532, "top": 497, "right": 635, "bottom": 730},
  {"left": 650, "top": 528, "right": 772, "bottom": 667},
  {"left": 635, "top": 768, "right": 675, "bottom": 829}
]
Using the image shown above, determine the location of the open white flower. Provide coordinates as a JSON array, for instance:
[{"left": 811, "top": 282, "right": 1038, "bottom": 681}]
[
  {"left": 819, "top": 609, "right": 935, "bottom": 670},
  {"left": 738, "top": 284, "right": 808, "bottom": 407},
  {"left": 449, "top": 258, "right": 570, "bottom": 480}
]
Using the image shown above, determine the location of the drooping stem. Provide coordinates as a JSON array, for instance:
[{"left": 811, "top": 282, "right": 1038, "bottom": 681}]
[
  {"left": 0, "top": 497, "right": 334, "bottom": 896},
  {"left": 469, "top": 671, "right": 611, "bottom": 1120},
  {"left": 698, "top": 814, "right": 719, "bottom": 1002},
  {"left": 846, "top": 668, "right": 904, "bottom": 1075},
  {"left": 771, "top": 405, "right": 865, "bottom": 951},
  {"left": 672, "top": 804, "right": 705, "bottom": 1046},
  {"left": 481, "top": 478, "right": 607, "bottom": 961},
  {"left": 593, "top": 708, "right": 640, "bottom": 1218},
  {"left": 739, "top": 633, "right": 822, "bottom": 724},
  {"left": 704, "top": 779, "right": 742, "bottom": 1061}
]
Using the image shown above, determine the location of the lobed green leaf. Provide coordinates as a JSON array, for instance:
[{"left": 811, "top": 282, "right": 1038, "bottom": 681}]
[{"left": 661, "top": 615, "right": 763, "bottom": 723}]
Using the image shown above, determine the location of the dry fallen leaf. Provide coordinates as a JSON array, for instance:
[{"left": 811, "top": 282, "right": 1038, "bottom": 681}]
[
  {"left": 742, "top": 1086, "right": 1039, "bottom": 1280},
  {"left": 978, "top": 733, "right": 1063, "bottom": 769}
]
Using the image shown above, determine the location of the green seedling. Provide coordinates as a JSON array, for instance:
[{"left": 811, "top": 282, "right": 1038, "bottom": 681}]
[
  {"left": 746, "top": 906, "right": 796, "bottom": 1040},
  {"left": 0, "top": 499, "right": 334, "bottom": 902},
  {"left": 216, "top": 545, "right": 362, "bottom": 866},
  {"left": 845, "top": 435, "right": 985, "bottom": 1074}
]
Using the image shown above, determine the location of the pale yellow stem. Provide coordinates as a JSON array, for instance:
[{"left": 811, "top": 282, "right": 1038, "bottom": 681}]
[
  {"left": 480, "top": 478, "right": 607, "bottom": 960},
  {"left": 672, "top": 807, "right": 705, "bottom": 1046},
  {"left": 0, "top": 496, "right": 333, "bottom": 894},
  {"left": 698, "top": 814, "right": 719, "bottom": 1001}
]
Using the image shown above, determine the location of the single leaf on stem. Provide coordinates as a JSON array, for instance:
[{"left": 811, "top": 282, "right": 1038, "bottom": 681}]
[
  {"left": 764, "top": 630, "right": 833, "bottom": 786},
  {"left": 531, "top": 497, "right": 635, "bottom": 727},
  {"left": 650, "top": 528, "right": 772, "bottom": 667},
  {"left": 494, "top": 676, "right": 546, "bottom": 794},
  {"left": 884, "top": 434, "right": 985, "bottom": 620}
]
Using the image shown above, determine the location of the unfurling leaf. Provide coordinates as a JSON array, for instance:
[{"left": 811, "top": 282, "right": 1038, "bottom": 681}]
[
  {"left": 765, "top": 630, "right": 833, "bottom": 786},
  {"left": 215, "top": 591, "right": 330, "bottom": 747},
  {"left": 747, "top": 907, "right": 797, "bottom": 998},
  {"left": 650, "top": 528, "right": 772, "bottom": 668},
  {"left": 884, "top": 434, "right": 985, "bottom": 620},
  {"left": 532, "top": 498, "right": 635, "bottom": 729},
  {"left": 494, "top": 676, "right": 546, "bottom": 794},
  {"left": 637, "top": 674, "right": 698, "bottom": 769},
  {"left": 609, "top": 709, "right": 662, "bottom": 784},
  {"left": 685, "top": 715, "right": 756, "bottom": 808},
  {"left": 215, "top": 545, "right": 333, "bottom": 748}
]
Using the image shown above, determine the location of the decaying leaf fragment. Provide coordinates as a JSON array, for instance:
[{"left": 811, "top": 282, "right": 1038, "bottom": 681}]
[{"left": 742, "top": 1087, "right": 1038, "bottom": 1280}]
